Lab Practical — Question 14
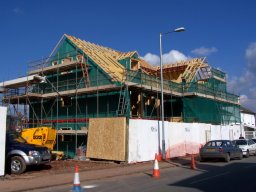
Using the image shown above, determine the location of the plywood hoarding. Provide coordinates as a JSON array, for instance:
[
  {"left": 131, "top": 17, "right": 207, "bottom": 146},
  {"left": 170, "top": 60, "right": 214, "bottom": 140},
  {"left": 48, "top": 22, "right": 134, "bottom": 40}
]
[{"left": 86, "top": 117, "right": 126, "bottom": 161}]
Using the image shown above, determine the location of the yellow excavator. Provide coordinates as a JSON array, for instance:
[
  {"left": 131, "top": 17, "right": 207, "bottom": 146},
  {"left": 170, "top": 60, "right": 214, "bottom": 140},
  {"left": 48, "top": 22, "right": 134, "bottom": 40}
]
[
  {"left": 21, "top": 126, "right": 56, "bottom": 150},
  {"left": 7, "top": 115, "right": 64, "bottom": 159},
  {"left": 21, "top": 126, "right": 64, "bottom": 160}
]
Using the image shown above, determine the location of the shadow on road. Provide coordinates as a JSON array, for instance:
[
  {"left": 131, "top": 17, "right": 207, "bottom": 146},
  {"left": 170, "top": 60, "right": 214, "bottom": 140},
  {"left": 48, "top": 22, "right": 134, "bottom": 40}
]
[
  {"left": 27, "top": 164, "right": 52, "bottom": 172},
  {"left": 168, "top": 157, "right": 256, "bottom": 192}
]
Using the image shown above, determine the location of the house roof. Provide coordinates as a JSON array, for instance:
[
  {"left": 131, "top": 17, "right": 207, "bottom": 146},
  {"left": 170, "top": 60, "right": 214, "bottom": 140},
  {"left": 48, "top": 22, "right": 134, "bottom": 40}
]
[
  {"left": 240, "top": 106, "right": 256, "bottom": 114},
  {"left": 139, "top": 59, "right": 157, "bottom": 74},
  {"left": 118, "top": 51, "right": 138, "bottom": 60},
  {"left": 66, "top": 35, "right": 126, "bottom": 82},
  {"left": 59, "top": 35, "right": 215, "bottom": 84},
  {"left": 64, "top": 35, "right": 137, "bottom": 82}
]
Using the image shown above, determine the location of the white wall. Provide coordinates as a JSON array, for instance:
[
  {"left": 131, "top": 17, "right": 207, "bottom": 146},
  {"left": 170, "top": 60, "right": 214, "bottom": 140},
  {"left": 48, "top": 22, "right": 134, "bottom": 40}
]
[
  {"left": 0, "top": 106, "right": 7, "bottom": 176},
  {"left": 128, "top": 119, "right": 242, "bottom": 163},
  {"left": 241, "top": 113, "right": 255, "bottom": 127},
  {"left": 128, "top": 119, "right": 160, "bottom": 162},
  {"left": 164, "top": 123, "right": 212, "bottom": 158},
  {"left": 210, "top": 124, "right": 241, "bottom": 140}
]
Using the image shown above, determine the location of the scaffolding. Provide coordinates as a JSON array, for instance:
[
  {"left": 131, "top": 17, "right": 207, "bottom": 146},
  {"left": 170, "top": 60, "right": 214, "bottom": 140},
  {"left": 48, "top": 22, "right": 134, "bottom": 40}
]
[{"left": 0, "top": 34, "right": 241, "bottom": 157}]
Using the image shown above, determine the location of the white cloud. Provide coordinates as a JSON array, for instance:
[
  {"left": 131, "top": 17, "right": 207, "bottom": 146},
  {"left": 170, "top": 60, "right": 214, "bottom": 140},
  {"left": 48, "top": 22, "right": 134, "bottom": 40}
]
[
  {"left": 12, "top": 7, "right": 23, "bottom": 14},
  {"left": 239, "top": 94, "right": 249, "bottom": 106},
  {"left": 162, "top": 50, "right": 188, "bottom": 64},
  {"left": 239, "top": 94, "right": 256, "bottom": 111},
  {"left": 141, "top": 53, "right": 159, "bottom": 66},
  {"left": 246, "top": 42, "right": 256, "bottom": 72},
  {"left": 227, "top": 42, "right": 256, "bottom": 112},
  {"left": 141, "top": 50, "right": 188, "bottom": 66},
  {"left": 249, "top": 87, "right": 256, "bottom": 98},
  {"left": 191, "top": 46, "right": 217, "bottom": 56},
  {"left": 239, "top": 70, "right": 254, "bottom": 85},
  {"left": 228, "top": 77, "right": 256, "bottom": 112}
]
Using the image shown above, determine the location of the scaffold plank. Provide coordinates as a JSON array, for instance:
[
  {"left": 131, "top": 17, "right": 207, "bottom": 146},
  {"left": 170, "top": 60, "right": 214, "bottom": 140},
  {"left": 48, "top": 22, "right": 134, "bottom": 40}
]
[
  {"left": 0, "top": 75, "right": 44, "bottom": 89},
  {"left": 28, "top": 60, "right": 87, "bottom": 75}
]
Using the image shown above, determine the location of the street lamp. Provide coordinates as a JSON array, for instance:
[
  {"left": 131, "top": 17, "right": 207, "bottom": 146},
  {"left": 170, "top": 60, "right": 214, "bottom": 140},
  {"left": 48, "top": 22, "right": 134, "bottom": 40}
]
[{"left": 160, "top": 27, "right": 185, "bottom": 160}]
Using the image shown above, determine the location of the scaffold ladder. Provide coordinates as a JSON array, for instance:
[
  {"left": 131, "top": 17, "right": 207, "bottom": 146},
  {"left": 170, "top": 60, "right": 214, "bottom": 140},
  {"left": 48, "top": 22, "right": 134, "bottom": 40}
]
[
  {"left": 80, "top": 57, "right": 90, "bottom": 88},
  {"left": 117, "top": 73, "right": 129, "bottom": 116}
]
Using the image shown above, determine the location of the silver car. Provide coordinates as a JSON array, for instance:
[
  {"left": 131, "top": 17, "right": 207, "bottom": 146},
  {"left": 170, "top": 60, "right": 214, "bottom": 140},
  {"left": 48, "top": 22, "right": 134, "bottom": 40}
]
[
  {"left": 200, "top": 140, "right": 243, "bottom": 162},
  {"left": 233, "top": 139, "right": 256, "bottom": 157}
]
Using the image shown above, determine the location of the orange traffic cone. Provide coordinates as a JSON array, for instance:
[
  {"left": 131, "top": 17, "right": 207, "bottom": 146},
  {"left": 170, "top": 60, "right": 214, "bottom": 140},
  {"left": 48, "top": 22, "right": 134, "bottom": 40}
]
[
  {"left": 153, "top": 154, "right": 160, "bottom": 178},
  {"left": 191, "top": 154, "right": 196, "bottom": 170},
  {"left": 72, "top": 165, "right": 84, "bottom": 192},
  {"left": 156, "top": 153, "right": 162, "bottom": 162}
]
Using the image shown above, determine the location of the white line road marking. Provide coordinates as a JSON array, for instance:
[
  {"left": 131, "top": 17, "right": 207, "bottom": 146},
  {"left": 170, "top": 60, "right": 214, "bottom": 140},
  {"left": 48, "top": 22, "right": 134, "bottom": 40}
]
[
  {"left": 83, "top": 184, "right": 98, "bottom": 189},
  {"left": 190, "top": 172, "right": 230, "bottom": 184}
]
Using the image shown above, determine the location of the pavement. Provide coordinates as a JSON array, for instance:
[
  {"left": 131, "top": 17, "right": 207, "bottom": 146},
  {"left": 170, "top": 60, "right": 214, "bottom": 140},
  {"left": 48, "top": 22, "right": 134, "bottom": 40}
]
[{"left": 0, "top": 156, "right": 193, "bottom": 192}]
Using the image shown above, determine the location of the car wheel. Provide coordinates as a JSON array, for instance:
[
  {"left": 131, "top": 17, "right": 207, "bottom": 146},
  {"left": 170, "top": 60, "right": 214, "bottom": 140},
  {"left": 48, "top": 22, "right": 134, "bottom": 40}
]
[
  {"left": 245, "top": 150, "right": 249, "bottom": 158},
  {"left": 10, "top": 156, "right": 26, "bottom": 174},
  {"left": 224, "top": 153, "right": 230, "bottom": 162}
]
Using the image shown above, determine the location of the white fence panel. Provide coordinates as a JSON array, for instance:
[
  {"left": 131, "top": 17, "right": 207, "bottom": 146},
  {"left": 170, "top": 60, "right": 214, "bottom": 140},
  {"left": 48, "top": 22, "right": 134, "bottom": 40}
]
[
  {"left": 128, "top": 119, "right": 159, "bottom": 163},
  {"left": 211, "top": 125, "right": 241, "bottom": 140},
  {"left": 0, "top": 107, "right": 7, "bottom": 176},
  {"left": 128, "top": 119, "right": 243, "bottom": 163},
  {"left": 165, "top": 122, "right": 185, "bottom": 158}
]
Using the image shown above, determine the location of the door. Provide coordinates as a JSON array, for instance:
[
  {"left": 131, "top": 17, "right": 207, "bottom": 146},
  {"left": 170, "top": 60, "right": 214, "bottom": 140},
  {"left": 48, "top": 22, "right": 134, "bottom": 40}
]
[
  {"left": 248, "top": 140, "right": 256, "bottom": 155},
  {"left": 226, "top": 141, "right": 235, "bottom": 158}
]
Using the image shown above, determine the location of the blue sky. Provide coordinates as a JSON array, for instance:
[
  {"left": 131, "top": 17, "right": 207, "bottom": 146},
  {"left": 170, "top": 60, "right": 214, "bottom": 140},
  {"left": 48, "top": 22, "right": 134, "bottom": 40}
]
[{"left": 1, "top": 0, "right": 256, "bottom": 112}]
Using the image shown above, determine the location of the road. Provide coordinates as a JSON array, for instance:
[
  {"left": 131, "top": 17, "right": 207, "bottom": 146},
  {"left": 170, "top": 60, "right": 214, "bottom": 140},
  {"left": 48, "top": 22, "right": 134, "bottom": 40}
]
[{"left": 28, "top": 156, "right": 256, "bottom": 192}]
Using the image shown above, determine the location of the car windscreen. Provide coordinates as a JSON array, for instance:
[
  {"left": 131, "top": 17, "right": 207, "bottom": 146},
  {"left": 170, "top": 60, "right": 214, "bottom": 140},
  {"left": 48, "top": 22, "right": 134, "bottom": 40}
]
[
  {"left": 235, "top": 140, "right": 247, "bottom": 145},
  {"left": 206, "top": 141, "right": 223, "bottom": 147},
  {"left": 8, "top": 133, "right": 27, "bottom": 144}
]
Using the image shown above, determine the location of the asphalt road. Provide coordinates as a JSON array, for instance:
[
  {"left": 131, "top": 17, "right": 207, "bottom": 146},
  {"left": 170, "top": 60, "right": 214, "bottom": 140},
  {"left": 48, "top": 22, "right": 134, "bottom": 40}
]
[{"left": 30, "top": 156, "right": 256, "bottom": 192}]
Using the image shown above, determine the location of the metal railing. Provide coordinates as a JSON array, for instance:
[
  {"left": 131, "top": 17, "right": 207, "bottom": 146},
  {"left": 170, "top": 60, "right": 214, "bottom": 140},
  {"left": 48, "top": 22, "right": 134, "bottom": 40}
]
[
  {"left": 186, "top": 82, "right": 239, "bottom": 103},
  {"left": 126, "top": 70, "right": 238, "bottom": 103},
  {"left": 211, "top": 68, "right": 226, "bottom": 80},
  {"left": 19, "top": 69, "right": 238, "bottom": 104},
  {"left": 28, "top": 50, "right": 83, "bottom": 72},
  {"left": 26, "top": 49, "right": 237, "bottom": 104},
  {"left": 126, "top": 70, "right": 183, "bottom": 93}
]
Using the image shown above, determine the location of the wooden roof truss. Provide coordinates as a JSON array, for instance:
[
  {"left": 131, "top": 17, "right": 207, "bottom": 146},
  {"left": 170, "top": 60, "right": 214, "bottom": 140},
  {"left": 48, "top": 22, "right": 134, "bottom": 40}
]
[{"left": 67, "top": 35, "right": 126, "bottom": 82}]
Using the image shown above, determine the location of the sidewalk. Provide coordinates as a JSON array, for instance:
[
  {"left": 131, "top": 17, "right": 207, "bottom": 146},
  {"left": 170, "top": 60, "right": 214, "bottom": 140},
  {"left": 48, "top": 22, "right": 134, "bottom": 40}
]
[{"left": 0, "top": 157, "right": 192, "bottom": 192}]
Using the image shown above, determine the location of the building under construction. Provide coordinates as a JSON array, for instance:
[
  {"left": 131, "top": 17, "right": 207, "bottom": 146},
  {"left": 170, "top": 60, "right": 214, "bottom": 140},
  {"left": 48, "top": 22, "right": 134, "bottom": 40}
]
[{"left": 0, "top": 34, "right": 240, "bottom": 158}]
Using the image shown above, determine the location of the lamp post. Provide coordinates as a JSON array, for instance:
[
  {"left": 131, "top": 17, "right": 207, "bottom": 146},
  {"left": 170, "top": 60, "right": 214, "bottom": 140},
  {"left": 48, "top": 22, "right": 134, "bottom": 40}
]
[{"left": 160, "top": 27, "right": 185, "bottom": 160}]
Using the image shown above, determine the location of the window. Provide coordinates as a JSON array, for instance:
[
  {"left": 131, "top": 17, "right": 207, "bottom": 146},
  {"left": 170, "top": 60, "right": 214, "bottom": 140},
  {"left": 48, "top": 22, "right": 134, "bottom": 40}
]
[
  {"left": 52, "top": 61, "right": 58, "bottom": 66},
  {"left": 61, "top": 96, "right": 72, "bottom": 107},
  {"left": 248, "top": 140, "right": 254, "bottom": 145},
  {"left": 235, "top": 140, "right": 247, "bottom": 145},
  {"left": 226, "top": 141, "right": 232, "bottom": 147},
  {"left": 59, "top": 134, "right": 72, "bottom": 142},
  {"left": 62, "top": 57, "right": 72, "bottom": 64},
  {"left": 221, "top": 142, "right": 227, "bottom": 147},
  {"left": 59, "top": 127, "right": 72, "bottom": 142},
  {"left": 206, "top": 141, "right": 222, "bottom": 147}
]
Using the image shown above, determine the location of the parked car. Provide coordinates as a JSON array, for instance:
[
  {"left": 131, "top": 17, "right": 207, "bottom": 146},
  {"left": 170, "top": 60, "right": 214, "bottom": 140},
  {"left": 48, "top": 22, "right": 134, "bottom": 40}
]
[
  {"left": 232, "top": 139, "right": 256, "bottom": 157},
  {"left": 252, "top": 138, "right": 256, "bottom": 143},
  {"left": 5, "top": 131, "right": 52, "bottom": 174},
  {"left": 200, "top": 140, "right": 243, "bottom": 162}
]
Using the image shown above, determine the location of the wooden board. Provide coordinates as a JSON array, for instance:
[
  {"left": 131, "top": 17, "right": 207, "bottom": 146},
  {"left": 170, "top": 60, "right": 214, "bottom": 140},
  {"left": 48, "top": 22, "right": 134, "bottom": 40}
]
[{"left": 86, "top": 117, "right": 127, "bottom": 161}]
